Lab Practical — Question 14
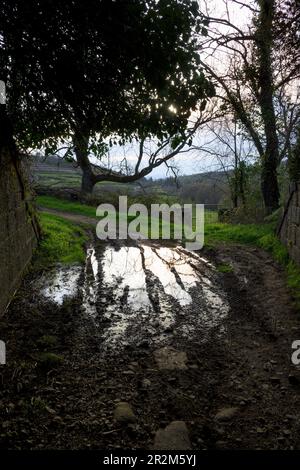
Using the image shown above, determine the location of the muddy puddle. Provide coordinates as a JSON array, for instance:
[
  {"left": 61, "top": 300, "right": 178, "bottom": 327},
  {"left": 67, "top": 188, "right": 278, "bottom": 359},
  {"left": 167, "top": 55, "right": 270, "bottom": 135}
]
[
  {"left": 38, "top": 242, "right": 230, "bottom": 350},
  {"left": 40, "top": 265, "right": 82, "bottom": 305}
]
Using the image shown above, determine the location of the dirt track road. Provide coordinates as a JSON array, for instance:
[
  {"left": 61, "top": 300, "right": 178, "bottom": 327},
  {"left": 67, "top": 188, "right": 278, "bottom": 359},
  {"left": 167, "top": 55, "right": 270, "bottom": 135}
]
[
  {"left": 1, "top": 214, "right": 300, "bottom": 450},
  {"left": 38, "top": 206, "right": 98, "bottom": 225}
]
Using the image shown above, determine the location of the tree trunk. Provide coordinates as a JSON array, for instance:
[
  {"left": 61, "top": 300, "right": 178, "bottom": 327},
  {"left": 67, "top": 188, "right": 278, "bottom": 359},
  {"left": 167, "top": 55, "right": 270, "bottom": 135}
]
[
  {"left": 233, "top": 125, "right": 239, "bottom": 209},
  {"left": 232, "top": 190, "right": 238, "bottom": 209},
  {"left": 239, "top": 167, "right": 246, "bottom": 208},
  {"left": 73, "top": 130, "right": 95, "bottom": 195},
  {"left": 232, "top": 169, "right": 238, "bottom": 209},
  {"left": 81, "top": 170, "right": 95, "bottom": 194},
  {"left": 261, "top": 159, "right": 280, "bottom": 211},
  {"left": 256, "top": 0, "right": 280, "bottom": 213}
]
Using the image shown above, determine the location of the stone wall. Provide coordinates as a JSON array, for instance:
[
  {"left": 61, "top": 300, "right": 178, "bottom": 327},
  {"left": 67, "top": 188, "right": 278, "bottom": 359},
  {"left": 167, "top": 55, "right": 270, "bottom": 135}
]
[
  {"left": 278, "top": 182, "right": 300, "bottom": 265},
  {"left": 0, "top": 149, "right": 39, "bottom": 315}
]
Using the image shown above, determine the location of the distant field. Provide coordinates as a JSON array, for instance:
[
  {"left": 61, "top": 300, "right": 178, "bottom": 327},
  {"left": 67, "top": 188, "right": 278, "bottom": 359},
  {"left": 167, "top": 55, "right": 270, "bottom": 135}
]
[
  {"left": 35, "top": 172, "right": 82, "bottom": 188},
  {"left": 31, "top": 154, "right": 230, "bottom": 206},
  {"left": 34, "top": 170, "right": 141, "bottom": 194}
]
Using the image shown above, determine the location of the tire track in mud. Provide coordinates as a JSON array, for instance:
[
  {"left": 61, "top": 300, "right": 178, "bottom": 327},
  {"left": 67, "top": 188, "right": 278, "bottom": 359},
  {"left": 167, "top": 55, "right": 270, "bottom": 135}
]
[
  {"left": 1, "top": 239, "right": 300, "bottom": 450},
  {"left": 78, "top": 241, "right": 230, "bottom": 353}
]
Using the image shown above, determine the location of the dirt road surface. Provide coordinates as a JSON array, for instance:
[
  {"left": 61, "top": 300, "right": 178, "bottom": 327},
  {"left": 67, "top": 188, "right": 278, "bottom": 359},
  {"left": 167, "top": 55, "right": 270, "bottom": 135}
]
[{"left": 1, "top": 229, "right": 300, "bottom": 450}]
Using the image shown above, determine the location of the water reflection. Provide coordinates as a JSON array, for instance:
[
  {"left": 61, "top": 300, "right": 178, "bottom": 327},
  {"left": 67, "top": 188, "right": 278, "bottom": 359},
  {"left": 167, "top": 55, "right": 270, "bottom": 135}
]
[
  {"left": 41, "top": 265, "right": 82, "bottom": 305},
  {"left": 82, "top": 246, "right": 99, "bottom": 317},
  {"left": 38, "top": 242, "right": 230, "bottom": 349},
  {"left": 102, "top": 246, "right": 151, "bottom": 310},
  {"left": 143, "top": 246, "right": 193, "bottom": 306}
]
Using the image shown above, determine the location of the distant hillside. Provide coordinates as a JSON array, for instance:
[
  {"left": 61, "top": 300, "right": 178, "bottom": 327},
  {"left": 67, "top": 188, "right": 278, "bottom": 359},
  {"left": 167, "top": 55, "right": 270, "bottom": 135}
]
[
  {"left": 144, "top": 172, "right": 231, "bottom": 205},
  {"left": 30, "top": 155, "right": 147, "bottom": 197},
  {"left": 32, "top": 154, "right": 82, "bottom": 173},
  {"left": 31, "top": 154, "right": 230, "bottom": 205}
]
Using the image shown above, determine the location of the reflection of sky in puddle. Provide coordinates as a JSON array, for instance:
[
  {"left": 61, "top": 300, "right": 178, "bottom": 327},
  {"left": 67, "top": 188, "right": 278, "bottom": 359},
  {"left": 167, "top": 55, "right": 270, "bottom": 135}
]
[
  {"left": 89, "top": 247, "right": 99, "bottom": 278},
  {"left": 100, "top": 244, "right": 229, "bottom": 347},
  {"left": 202, "top": 283, "right": 225, "bottom": 312},
  {"left": 39, "top": 243, "right": 230, "bottom": 349},
  {"left": 101, "top": 245, "right": 201, "bottom": 308},
  {"left": 143, "top": 246, "right": 193, "bottom": 306},
  {"left": 102, "top": 246, "right": 151, "bottom": 310},
  {"left": 41, "top": 266, "right": 82, "bottom": 305},
  {"left": 82, "top": 246, "right": 99, "bottom": 316}
]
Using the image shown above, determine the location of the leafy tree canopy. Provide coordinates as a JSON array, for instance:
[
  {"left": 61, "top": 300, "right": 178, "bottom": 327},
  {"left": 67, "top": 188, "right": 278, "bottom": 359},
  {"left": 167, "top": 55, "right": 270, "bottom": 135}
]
[{"left": 0, "top": 0, "right": 214, "bottom": 157}]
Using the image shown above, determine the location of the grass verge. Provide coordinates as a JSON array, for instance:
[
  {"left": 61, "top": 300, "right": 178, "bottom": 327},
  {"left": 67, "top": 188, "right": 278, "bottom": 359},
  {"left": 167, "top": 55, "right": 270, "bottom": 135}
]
[
  {"left": 37, "top": 195, "right": 98, "bottom": 218},
  {"left": 34, "top": 212, "right": 87, "bottom": 268},
  {"left": 205, "top": 221, "right": 300, "bottom": 309},
  {"left": 36, "top": 195, "right": 300, "bottom": 308}
]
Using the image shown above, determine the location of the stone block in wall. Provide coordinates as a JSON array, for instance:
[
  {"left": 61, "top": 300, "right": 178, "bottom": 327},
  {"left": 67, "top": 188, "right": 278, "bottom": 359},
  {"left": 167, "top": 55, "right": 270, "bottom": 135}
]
[
  {"left": 294, "top": 206, "right": 300, "bottom": 226},
  {"left": 296, "top": 226, "right": 300, "bottom": 247},
  {"left": 278, "top": 183, "right": 300, "bottom": 266},
  {"left": 15, "top": 205, "right": 26, "bottom": 227},
  {"left": 0, "top": 188, "right": 9, "bottom": 214},
  {"left": 287, "top": 224, "right": 297, "bottom": 245},
  {"left": 295, "top": 185, "right": 300, "bottom": 206},
  {"left": 280, "top": 219, "right": 288, "bottom": 243},
  {"left": 291, "top": 245, "right": 300, "bottom": 266}
]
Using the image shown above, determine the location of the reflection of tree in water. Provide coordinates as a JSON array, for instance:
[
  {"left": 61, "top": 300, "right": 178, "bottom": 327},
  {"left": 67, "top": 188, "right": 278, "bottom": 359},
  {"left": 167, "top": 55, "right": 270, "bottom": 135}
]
[
  {"left": 97, "top": 244, "right": 230, "bottom": 350},
  {"left": 152, "top": 247, "right": 198, "bottom": 289},
  {"left": 102, "top": 246, "right": 150, "bottom": 311}
]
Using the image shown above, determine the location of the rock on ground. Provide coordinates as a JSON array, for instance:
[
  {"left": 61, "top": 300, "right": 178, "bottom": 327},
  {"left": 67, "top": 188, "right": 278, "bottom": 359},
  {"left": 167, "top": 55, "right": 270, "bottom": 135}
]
[
  {"left": 114, "top": 402, "right": 136, "bottom": 424},
  {"left": 214, "top": 407, "right": 239, "bottom": 421},
  {"left": 153, "top": 421, "right": 191, "bottom": 450}
]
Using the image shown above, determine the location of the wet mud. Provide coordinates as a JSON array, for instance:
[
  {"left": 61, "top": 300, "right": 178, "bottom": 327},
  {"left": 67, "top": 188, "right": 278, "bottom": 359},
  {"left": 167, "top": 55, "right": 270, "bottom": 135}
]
[
  {"left": 38, "top": 241, "right": 229, "bottom": 351},
  {"left": 1, "top": 240, "right": 300, "bottom": 450}
]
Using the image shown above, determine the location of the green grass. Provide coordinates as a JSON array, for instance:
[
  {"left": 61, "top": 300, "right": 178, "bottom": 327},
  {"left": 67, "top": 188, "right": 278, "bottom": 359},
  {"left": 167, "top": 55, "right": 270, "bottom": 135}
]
[
  {"left": 35, "top": 212, "right": 87, "bottom": 267},
  {"left": 36, "top": 172, "right": 82, "bottom": 188},
  {"left": 205, "top": 221, "right": 300, "bottom": 309},
  {"left": 37, "top": 335, "right": 58, "bottom": 349},
  {"left": 37, "top": 195, "right": 98, "bottom": 218},
  {"left": 216, "top": 263, "right": 234, "bottom": 273},
  {"left": 36, "top": 195, "right": 300, "bottom": 308},
  {"left": 204, "top": 221, "right": 289, "bottom": 265},
  {"left": 37, "top": 195, "right": 192, "bottom": 237},
  {"left": 204, "top": 222, "right": 275, "bottom": 246}
]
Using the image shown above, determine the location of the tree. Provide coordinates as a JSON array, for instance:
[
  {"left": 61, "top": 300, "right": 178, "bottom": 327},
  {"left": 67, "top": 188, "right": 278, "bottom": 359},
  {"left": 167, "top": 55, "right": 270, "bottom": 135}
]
[
  {"left": 191, "top": 112, "right": 256, "bottom": 208},
  {"left": 256, "top": 0, "right": 280, "bottom": 211},
  {"left": 0, "top": 0, "right": 214, "bottom": 193},
  {"left": 197, "top": 0, "right": 300, "bottom": 212},
  {"left": 275, "top": 0, "right": 300, "bottom": 82}
]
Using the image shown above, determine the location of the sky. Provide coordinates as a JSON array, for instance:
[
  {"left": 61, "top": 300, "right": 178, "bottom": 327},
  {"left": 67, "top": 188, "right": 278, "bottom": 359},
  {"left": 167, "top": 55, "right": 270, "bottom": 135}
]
[{"left": 99, "top": 0, "right": 252, "bottom": 180}]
